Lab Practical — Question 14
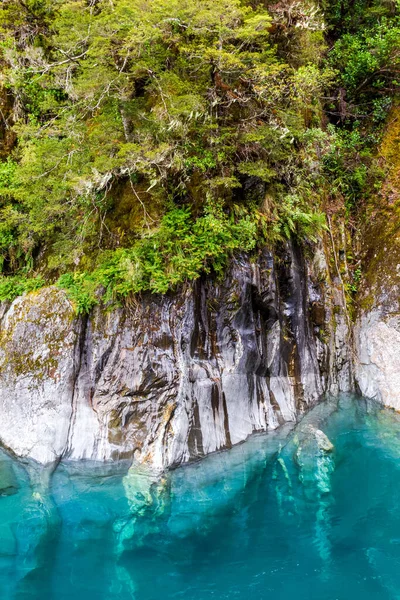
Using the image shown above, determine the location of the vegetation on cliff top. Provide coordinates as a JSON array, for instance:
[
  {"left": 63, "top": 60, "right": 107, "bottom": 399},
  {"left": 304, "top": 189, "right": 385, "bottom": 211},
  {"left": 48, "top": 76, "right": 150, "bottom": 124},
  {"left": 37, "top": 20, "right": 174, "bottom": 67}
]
[{"left": 0, "top": 0, "right": 398, "bottom": 311}]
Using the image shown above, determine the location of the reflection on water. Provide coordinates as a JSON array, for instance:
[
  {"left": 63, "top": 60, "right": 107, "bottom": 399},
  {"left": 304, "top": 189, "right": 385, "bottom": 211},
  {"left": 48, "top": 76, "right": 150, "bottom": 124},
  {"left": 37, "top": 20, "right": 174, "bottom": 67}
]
[{"left": 1, "top": 395, "right": 400, "bottom": 599}]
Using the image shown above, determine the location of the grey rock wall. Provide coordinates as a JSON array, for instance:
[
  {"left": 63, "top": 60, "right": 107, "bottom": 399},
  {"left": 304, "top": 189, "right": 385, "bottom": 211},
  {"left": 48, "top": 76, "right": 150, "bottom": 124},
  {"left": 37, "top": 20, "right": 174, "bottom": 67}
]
[
  {"left": 353, "top": 230, "right": 400, "bottom": 410},
  {"left": 0, "top": 242, "right": 352, "bottom": 468},
  {"left": 355, "top": 310, "right": 400, "bottom": 407}
]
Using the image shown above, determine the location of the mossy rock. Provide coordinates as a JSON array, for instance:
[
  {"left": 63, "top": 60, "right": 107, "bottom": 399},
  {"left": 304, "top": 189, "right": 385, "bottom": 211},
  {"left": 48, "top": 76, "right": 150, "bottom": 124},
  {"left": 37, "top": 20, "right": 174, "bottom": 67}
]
[{"left": 0, "top": 286, "right": 78, "bottom": 383}]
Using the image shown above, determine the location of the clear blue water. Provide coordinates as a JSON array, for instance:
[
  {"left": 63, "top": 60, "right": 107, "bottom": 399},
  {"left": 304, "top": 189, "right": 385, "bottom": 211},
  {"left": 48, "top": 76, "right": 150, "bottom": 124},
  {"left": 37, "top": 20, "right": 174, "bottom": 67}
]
[{"left": 2, "top": 395, "right": 400, "bottom": 599}]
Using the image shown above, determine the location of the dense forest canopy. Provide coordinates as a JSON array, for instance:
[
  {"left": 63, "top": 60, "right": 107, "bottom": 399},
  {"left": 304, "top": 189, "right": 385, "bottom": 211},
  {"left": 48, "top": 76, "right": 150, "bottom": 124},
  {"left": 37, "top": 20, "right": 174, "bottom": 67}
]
[{"left": 0, "top": 0, "right": 398, "bottom": 311}]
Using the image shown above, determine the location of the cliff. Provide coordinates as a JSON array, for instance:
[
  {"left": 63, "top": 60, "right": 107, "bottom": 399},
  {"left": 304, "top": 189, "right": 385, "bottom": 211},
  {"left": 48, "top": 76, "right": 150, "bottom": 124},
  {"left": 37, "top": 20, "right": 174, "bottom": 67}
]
[
  {"left": 0, "top": 0, "right": 397, "bottom": 470},
  {"left": 354, "top": 107, "right": 400, "bottom": 408},
  {"left": 0, "top": 241, "right": 352, "bottom": 468}
]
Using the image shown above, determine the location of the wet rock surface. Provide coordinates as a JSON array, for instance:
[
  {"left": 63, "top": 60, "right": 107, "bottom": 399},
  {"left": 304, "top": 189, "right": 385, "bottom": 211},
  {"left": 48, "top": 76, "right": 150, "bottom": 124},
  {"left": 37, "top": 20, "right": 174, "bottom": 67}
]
[
  {"left": 355, "top": 308, "right": 400, "bottom": 409},
  {"left": 0, "top": 242, "right": 352, "bottom": 468}
]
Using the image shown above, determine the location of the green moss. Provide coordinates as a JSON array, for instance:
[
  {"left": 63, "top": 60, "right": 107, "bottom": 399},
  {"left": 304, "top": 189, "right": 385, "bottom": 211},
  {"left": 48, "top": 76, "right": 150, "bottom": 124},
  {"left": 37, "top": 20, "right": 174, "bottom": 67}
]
[
  {"left": 357, "top": 105, "right": 400, "bottom": 312},
  {"left": 0, "top": 288, "right": 76, "bottom": 383}
]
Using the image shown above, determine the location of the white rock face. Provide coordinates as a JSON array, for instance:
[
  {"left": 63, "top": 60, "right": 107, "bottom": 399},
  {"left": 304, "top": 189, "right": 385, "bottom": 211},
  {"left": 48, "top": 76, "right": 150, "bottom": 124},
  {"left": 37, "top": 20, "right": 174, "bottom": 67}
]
[
  {"left": 355, "top": 310, "right": 400, "bottom": 409},
  {"left": 0, "top": 288, "right": 81, "bottom": 463},
  {"left": 0, "top": 244, "right": 352, "bottom": 468}
]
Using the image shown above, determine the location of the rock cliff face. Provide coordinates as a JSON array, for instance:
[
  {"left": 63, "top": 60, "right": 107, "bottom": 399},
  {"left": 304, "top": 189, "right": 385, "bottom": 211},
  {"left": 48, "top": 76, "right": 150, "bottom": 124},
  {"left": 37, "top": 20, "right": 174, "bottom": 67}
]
[
  {"left": 355, "top": 310, "right": 400, "bottom": 408},
  {"left": 354, "top": 236, "right": 400, "bottom": 409},
  {"left": 0, "top": 242, "right": 352, "bottom": 468},
  {"left": 354, "top": 107, "right": 400, "bottom": 410}
]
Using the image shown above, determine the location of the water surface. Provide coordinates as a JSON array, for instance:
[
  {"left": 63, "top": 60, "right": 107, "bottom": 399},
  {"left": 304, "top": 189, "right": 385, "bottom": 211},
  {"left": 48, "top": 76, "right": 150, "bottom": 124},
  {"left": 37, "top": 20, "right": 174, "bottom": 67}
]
[{"left": 1, "top": 395, "right": 400, "bottom": 599}]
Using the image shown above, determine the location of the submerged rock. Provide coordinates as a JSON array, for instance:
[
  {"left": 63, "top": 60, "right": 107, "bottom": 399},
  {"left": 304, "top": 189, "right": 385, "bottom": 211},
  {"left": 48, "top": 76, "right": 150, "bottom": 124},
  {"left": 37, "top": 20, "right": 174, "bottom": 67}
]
[
  {"left": 0, "top": 456, "right": 18, "bottom": 497},
  {"left": 272, "top": 414, "right": 335, "bottom": 564},
  {"left": 294, "top": 424, "right": 334, "bottom": 496}
]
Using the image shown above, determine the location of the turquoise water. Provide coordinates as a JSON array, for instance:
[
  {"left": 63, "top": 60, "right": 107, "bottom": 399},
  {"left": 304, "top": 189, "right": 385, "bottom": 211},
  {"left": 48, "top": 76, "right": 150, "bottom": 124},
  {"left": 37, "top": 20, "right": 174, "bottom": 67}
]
[{"left": 2, "top": 395, "right": 400, "bottom": 599}]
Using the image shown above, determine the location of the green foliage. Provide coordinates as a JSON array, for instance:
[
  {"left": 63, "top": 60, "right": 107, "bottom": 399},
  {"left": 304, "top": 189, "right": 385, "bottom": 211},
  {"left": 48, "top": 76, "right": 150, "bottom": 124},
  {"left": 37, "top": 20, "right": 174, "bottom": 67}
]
[
  {"left": 276, "top": 195, "right": 327, "bottom": 242},
  {"left": 329, "top": 22, "right": 400, "bottom": 104},
  {"left": 322, "top": 0, "right": 399, "bottom": 213},
  {"left": 324, "top": 0, "right": 399, "bottom": 124},
  {"left": 57, "top": 273, "right": 99, "bottom": 314},
  {"left": 57, "top": 204, "right": 258, "bottom": 312},
  {"left": 322, "top": 126, "right": 376, "bottom": 208},
  {"left": 0, "top": 275, "right": 45, "bottom": 302},
  {"left": 322, "top": 0, "right": 398, "bottom": 35},
  {"left": 0, "top": 0, "right": 396, "bottom": 308},
  {"left": 347, "top": 267, "right": 363, "bottom": 294}
]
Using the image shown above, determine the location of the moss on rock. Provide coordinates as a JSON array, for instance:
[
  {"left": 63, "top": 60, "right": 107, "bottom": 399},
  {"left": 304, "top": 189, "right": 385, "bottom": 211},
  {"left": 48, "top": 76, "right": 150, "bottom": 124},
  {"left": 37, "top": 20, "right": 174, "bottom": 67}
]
[{"left": 0, "top": 287, "right": 78, "bottom": 383}]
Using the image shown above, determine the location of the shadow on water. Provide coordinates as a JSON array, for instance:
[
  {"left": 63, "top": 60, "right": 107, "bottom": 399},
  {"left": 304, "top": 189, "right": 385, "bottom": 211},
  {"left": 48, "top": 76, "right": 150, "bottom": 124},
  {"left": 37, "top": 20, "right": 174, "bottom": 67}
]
[{"left": 2, "top": 395, "right": 400, "bottom": 599}]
